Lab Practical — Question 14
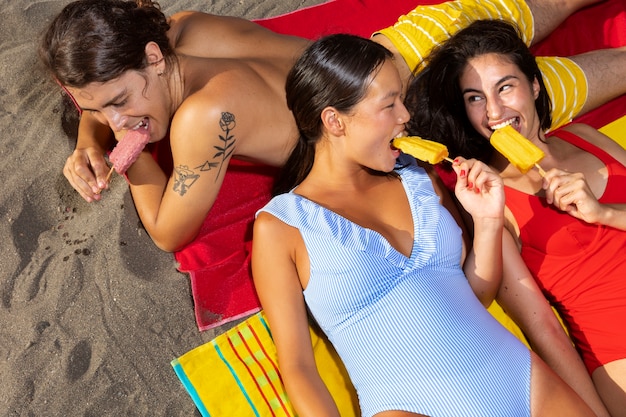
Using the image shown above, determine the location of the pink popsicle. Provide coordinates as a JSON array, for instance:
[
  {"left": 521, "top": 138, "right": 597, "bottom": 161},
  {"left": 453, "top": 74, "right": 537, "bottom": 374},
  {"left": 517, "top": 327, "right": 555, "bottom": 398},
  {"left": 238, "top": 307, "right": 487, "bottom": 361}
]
[{"left": 109, "top": 127, "right": 150, "bottom": 175}]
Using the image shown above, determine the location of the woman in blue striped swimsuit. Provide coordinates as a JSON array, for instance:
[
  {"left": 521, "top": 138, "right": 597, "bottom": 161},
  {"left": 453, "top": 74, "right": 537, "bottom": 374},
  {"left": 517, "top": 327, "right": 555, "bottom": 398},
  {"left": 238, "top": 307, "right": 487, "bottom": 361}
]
[{"left": 251, "top": 33, "right": 596, "bottom": 417}]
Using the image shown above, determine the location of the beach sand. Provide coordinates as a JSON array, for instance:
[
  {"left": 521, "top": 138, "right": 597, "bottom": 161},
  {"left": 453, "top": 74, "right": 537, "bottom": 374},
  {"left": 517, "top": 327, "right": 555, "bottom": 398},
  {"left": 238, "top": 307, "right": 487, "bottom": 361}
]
[{"left": 0, "top": 0, "right": 323, "bottom": 415}]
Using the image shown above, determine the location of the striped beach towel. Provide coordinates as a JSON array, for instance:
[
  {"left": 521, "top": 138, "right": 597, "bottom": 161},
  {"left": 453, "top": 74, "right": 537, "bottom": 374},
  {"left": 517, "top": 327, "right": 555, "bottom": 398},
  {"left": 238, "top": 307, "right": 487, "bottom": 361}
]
[
  {"left": 171, "top": 303, "right": 534, "bottom": 416},
  {"left": 171, "top": 311, "right": 359, "bottom": 417}
]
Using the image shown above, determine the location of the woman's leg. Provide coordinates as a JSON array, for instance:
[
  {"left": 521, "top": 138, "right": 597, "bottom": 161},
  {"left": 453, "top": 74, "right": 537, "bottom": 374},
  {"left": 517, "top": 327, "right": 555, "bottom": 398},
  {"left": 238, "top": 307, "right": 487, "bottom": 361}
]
[
  {"left": 527, "top": 0, "right": 603, "bottom": 43},
  {"left": 570, "top": 46, "right": 626, "bottom": 115},
  {"left": 593, "top": 358, "right": 626, "bottom": 417},
  {"left": 529, "top": 352, "right": 598, "bottom": 417}
]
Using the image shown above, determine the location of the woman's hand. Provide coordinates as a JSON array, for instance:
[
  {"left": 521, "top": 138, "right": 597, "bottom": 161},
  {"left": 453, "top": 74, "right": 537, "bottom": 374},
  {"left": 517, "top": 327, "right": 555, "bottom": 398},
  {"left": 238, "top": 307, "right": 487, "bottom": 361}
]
[
  {"left": 64, "top": 111, "right": 116, "bottom": 202},
  {"left": 63, "top": 146, "right": 111, "bottom": 202},
  {"left": 542, "top": 168, "right": 603, "bottom": 224},
  {"left": 452, "top": 157, "right": 505, "bottom": 221},
  {"left": 454, "top": 158, "right": 505, "bottom": 305}
]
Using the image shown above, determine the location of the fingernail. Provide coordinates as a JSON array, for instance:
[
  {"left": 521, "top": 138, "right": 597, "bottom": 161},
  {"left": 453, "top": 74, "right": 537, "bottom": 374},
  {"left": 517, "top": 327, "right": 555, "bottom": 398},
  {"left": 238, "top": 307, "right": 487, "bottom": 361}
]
[{"left": 460, "top": 170, "right": 466, "bottom": 178}]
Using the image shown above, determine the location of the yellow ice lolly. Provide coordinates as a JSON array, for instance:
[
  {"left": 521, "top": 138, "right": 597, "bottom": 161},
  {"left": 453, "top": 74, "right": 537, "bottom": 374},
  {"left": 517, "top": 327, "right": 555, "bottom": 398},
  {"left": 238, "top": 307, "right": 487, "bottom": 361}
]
[
  {"left": 392, "top": 136, "right": 452, "bottom": 165},
  {"left": 490, "top": 125, "right": 546, "bottom": 175}
]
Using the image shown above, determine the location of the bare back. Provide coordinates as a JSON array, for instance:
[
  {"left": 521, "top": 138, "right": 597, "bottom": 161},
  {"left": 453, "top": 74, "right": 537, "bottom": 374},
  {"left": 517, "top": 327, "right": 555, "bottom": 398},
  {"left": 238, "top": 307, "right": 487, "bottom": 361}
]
[
  {"left": 125, "top": 11, "right": 311, "bottom": 250},
  {"left": 168, "top": 11, "right": 310, "bottom": 166}
]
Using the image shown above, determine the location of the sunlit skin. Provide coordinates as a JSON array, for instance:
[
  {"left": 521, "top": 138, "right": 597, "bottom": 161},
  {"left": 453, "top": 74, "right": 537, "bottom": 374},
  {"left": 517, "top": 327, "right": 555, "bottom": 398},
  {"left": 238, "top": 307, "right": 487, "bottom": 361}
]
[
  {"left": 328, "top": 60, "right": 410, "bottom": 176},
  {"left": 63, "top": 19, "right": 308, "bottom": 251},
  {"left": 252, "top": 46, "right": 610, "bottom": 415},
  {"left": 459, "top": 52, "right": 626, "bottom": 417},
  {"left": 461, "top": 54, "right": 542, "bottom": 144},
  {"left": 460, "top": 53, "right": 626, "bottom": 227},
  {"left": 67, "top": 62, "right": 177, "bottom": 145},
  {"left": 59, "top": 1, "right": 626, "bottom": 253}
]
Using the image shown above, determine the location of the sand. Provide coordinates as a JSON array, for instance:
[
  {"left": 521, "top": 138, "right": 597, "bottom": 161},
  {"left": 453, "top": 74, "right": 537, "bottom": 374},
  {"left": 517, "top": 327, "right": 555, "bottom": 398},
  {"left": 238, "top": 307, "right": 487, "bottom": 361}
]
[{"left": 0, "top": 0, "right": 323, "bottom": 415}]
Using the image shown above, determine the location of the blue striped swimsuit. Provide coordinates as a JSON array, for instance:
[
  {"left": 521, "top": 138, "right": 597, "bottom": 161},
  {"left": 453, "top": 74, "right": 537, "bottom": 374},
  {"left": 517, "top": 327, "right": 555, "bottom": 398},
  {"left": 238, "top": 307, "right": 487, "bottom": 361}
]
[{"left": 258, "top": 164, "right": 531, "bottom": 417}]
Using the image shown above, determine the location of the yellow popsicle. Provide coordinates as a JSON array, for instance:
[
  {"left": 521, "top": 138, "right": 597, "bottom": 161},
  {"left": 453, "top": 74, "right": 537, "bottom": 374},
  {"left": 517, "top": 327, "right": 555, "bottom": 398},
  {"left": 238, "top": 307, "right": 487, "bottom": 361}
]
[
  {"left": 490, "top": 125, "right": 545, "bottom": 175},
  {"left": 393, "top": 136, "right": 452, "bottom": 165}
]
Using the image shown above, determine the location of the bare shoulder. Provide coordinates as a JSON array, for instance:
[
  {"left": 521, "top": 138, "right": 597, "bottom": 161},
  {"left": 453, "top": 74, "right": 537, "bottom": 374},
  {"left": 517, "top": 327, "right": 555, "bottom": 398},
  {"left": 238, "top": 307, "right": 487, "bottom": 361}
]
[
  {"left": 254, "top": 210, "right": 294, "bottom": 239},
  {"left": 560, "top": 123, "right": 626, "bottom": 163},
  {"left": 170, "top": 88, "right": 244, "bottom": 157},
  {"left": 172, "top": 56, "right": 298, "bottom": 164},
  {"left": 171, "top": 71, "right": 272, "bottom": 150},
  {"left": 169, "top": 11, "right": 308, "bottom": 58},
  {"left": 253, "top": 211, "right": 305, "bottom": 260}
]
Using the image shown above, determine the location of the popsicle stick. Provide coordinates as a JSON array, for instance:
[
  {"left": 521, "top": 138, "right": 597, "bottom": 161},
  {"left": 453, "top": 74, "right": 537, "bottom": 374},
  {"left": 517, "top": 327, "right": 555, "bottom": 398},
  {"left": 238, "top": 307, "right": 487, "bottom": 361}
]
[
  {"left": 443, "top": 157, "right": 455, "bottom": 163},
  {"left": 104, "top": 165, "right": 115, "bottom": 183},
  {"left": 535, "top": 163, "right": 546, "bottom": 177},
  {"left": 95, "top": 165, "right": 115, "bottom": 195}
]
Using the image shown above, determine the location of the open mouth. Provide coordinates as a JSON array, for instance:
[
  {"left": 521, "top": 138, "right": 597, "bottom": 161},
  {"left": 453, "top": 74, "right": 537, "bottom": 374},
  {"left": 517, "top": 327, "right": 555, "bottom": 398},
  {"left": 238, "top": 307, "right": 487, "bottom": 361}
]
[
  {"left": 131, "top": 117, "right": 149, "bottom": 131},
  {"left": 490, "top": 117, "right": 519, "bottom": 131},
  {"left": 390, "top": 132, "right": 406, "bottom": 150}
]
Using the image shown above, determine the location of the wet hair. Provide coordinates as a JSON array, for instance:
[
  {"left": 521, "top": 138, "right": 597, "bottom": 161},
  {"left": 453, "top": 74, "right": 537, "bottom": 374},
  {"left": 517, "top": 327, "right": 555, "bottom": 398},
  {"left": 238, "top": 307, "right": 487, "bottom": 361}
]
[
  {"left": 405, "top": 19, "right": 552, "bottom": 162},
  {"left": 39, "top": 0, "right": 173, "bottom": 87},
  {"left": 273, "top": 33, "right": 393, "bottom": 195}
]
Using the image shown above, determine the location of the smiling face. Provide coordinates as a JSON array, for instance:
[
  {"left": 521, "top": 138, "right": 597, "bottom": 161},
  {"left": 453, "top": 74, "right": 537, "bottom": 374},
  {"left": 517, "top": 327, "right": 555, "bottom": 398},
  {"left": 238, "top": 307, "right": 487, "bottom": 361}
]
[
  {"left": 67, "top": 66, "right": 172, "bottom": 143},
  {"left": 460, "top": 53, "right": 542, "bottom": 143},
  {"left": 340, "top": 59, "right": 410, "bottom": 172}
]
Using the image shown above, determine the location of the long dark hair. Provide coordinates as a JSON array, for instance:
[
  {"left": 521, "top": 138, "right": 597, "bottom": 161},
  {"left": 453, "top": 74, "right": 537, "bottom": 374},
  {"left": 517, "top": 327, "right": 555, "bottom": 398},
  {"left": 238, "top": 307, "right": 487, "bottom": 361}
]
[
  {"left": 273, "top": 34, "right": 392, "bottom": 195},
  {"left": 405, "top": 19, "right": 552, "bottom": 162},
  {"left": 39, "top": 0, "right": 173, "bottom": 87}
]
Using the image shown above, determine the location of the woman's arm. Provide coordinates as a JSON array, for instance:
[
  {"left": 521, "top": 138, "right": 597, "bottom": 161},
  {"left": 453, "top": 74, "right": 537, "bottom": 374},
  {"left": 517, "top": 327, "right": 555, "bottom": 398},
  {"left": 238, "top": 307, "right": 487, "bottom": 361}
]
[
  {"left": 125, "top": 96, "right": 241, "bottom": 252},
  {"left": 543, "top": 167, "right": 626, "bottom": 230},
  {"left": 63, "top": 111, "right": 115, "bottom": 202},
  {"left": 543, "top": 124, "right": 626, "bottom": 230},
  {"left": 252, "top": 212, "right": 340, "bottom": 417},
  {"left": 453, "top": 159, "right": 505, "bottom": 306},
  {"left": 497, "top": 230, "right": 610, "bottom": 417}
]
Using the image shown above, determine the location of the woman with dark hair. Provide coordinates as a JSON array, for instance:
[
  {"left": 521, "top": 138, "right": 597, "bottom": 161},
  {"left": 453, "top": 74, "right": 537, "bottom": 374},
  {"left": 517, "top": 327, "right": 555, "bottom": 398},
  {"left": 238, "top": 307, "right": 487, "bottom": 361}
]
[
  {"left": 41, "top": 0, "right": 626, "bottom": 253},
  {"left": 407, "top": 19, "right": 626, "bottom": 416},
  {"left": 39, "top": 0, "right": 310, "bottom": 251},
  {"left": 251, "top": 33, "right": 597, "bottom": 417}
]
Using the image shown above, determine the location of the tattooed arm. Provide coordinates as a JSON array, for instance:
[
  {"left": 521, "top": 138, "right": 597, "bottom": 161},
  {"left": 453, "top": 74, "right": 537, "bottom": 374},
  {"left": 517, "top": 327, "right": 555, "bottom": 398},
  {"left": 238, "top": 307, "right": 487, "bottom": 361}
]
[{"left": 126, "top": 104, "right": 240, "bottom": 252}]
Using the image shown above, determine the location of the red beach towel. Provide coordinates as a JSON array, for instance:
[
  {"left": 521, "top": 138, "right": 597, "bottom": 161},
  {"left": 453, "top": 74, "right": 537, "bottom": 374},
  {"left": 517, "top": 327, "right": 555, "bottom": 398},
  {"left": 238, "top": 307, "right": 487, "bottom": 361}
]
[
  {"left": 173, "top": 0, "right": 416, "bottom": 331},
  {"left": 171, "top": 0, "right": 626, "bottom": 331}
]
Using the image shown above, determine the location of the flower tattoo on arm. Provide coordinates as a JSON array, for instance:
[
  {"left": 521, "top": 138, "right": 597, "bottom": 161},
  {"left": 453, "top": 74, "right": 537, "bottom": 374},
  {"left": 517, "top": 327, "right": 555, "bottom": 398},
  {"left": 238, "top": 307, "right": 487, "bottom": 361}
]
[
  {"left": 213, "top": 112, "right": 236, "bottom": 181},
  {"left": 171, "top": 112, "right": 237, "bottom": 196}
]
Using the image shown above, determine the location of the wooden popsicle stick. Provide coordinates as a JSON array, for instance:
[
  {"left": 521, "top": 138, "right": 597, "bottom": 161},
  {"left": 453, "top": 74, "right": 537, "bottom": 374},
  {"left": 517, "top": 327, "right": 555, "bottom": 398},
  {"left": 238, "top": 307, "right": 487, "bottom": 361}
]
[
  {"left": 95, "top": 165, "right": 115, "bottom": 195},
  {"left": 535, "top": 163, "right": 546, "bottom": 177},
  {"left": 104, "top": 165, "right": 115, "bottom": 183}
]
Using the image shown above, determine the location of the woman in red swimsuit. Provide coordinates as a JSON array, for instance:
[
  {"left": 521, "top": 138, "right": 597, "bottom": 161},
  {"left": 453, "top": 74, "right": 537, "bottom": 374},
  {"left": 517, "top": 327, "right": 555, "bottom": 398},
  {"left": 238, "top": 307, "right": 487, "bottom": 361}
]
[{"left": 406, "top": 19, "right": 626, "bottom": 417}]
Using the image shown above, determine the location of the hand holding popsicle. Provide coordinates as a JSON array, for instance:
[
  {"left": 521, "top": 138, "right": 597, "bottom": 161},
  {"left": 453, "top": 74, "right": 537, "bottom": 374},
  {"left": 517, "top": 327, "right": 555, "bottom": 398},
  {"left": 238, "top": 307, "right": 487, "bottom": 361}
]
[{"left": 490, "top": 125, "right": 546, "bottom": 176}]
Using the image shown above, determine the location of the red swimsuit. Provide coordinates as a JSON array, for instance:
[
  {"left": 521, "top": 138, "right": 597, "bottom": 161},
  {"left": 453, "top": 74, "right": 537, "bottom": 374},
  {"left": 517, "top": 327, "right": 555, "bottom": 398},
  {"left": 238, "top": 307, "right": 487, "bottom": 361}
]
[{"left": 505, "top": 130, "right": 626, "bottom": 374}]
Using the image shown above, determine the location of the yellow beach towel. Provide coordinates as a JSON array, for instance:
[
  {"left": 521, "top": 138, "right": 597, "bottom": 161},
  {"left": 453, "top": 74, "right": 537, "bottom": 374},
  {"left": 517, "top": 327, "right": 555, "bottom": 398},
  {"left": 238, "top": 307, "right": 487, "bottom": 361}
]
[
  {"left": 172, "top": 311, "right": 359, "bottom": 417},
  {"left": 600, "top": 115, "right": 626, "bottom": 149},
  {"left": 172, "top": 305, "right": 530, "bottom": 416}
]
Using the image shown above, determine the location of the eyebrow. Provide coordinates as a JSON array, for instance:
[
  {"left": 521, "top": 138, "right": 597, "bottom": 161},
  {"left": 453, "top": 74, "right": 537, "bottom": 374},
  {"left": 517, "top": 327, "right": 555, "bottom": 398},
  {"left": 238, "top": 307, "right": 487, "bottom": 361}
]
[
  {"left": 461, "top": 74, "right": 519, "bottom": 95},
  {"left": 80, "top": 90, "right": 127, "bottom": 112},
  {"left": 381, "top": 89, "right": 401, "bottom": 101},
  {"left": 461, "top": 87, "right": 481, "bottom": 95}
]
